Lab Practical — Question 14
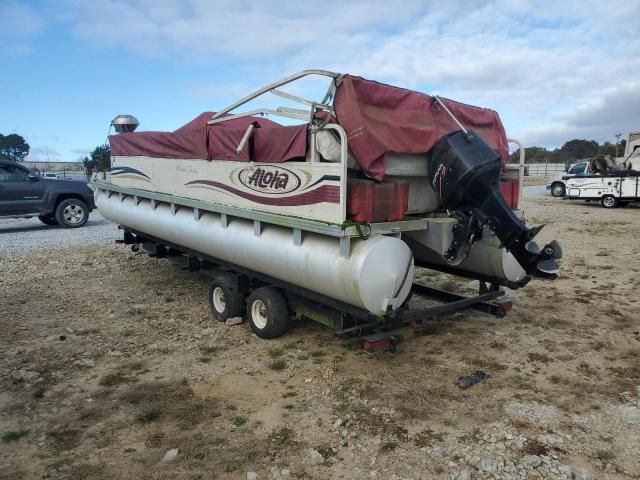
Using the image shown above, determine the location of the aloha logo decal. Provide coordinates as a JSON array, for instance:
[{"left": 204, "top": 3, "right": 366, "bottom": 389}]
[{"left": 238, "top": 166, "right": 301, "bottom": 195}]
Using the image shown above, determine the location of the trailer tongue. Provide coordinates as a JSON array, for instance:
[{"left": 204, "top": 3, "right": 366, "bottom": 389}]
[{"left": 95, "top": 70, "right": 562, "bottom": 343}]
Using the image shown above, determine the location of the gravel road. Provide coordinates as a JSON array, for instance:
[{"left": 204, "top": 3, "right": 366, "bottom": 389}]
[
  {"left": 0, "top": 211, "right": 119, "bottom": 255},
  {"left": 522, "top": 184, "right": 549, "bottom": 198}
]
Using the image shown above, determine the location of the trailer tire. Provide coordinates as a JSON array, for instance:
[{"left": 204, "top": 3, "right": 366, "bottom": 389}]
[
  {"left": 601, "top": 195, "right": 618, "bottom": 208},
  {"left": 208, "top": 275, "right": 243, "bottom": 322},
  {"left": 247, "top": 287, "right": 289, "bottom": 339}
]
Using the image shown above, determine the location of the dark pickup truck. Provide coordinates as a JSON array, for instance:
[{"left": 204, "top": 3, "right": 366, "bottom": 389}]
[{"left": 0, "top": 160, "right": 95, "bottom": 228}]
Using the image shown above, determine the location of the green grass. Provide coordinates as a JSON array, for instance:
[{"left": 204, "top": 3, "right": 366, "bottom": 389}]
[
  {"left": 199, "top": 345, "right": 222, "bottom": 355},
  {"left": 32, "top": 386, "right": 46, "bottom": 399},
  {"left": 3, "top": 430, "right": 29, "bottom": 443},
  {"left": 136, "top": 403, "right": 161, "bottom": 423},
  {"left": 270, "top": 359, "right": 286, "bottom": 371},
  {"left": 422, "top": 270, "right": 441, "bottom": 277},
  {"left": 231, "top": 416, "right": 248, "bottom": 427},
  {"left": 210, "top": 437, "right": 229, "bottom": 446},
  {"left": 284, "top": 340, "right": 304, "bottom": 349},
  {"left": 268, "top": 347, "right": 285, "bottom": 358},
  {"left": 341, "top": 341, "right": 358, "bottom": 351},
  {"left": 99, "top": 372, "right": 126, "bottom": 387},
  {"left": 198, "top": 356, "right": 211, "bottom": 363},
  {"left": 380, "top": 441, "right": 398, "bottom": 452}
]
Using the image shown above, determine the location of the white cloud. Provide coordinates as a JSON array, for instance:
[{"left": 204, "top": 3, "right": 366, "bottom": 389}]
[
  {"left": 25, "top": 146, "right": 62, "bottom": 162},
  {"left": 69, "top": 148, "right": 92, "bottom": 157},
  {"left": 44, "top": 1, "right": 640, "bottom": 147},
  {"left": 520, "top": 83, "right": 640, "bottom": 147},
  {"left": 60, "top": 0, "right": 423, "bottom": 58},
  {"left": 334, "top": 1, "right": 640, "bottom": 147}
]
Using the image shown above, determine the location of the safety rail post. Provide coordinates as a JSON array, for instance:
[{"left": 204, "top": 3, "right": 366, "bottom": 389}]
[
  {"left": 507, "top": 138, "right": 525, "bottom": 210},
  {"left": 320, "top": 123, "right": 349, "bottom": 224}
]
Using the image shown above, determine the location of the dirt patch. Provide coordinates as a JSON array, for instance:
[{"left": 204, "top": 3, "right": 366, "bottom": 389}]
[{"left": 1, "top": 199, "right": 639, "bottom": 479}]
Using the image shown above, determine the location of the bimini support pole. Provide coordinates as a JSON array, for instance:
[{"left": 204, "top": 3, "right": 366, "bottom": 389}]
[{"left": 209, "top": 70, "right": 340, "bottom": 123}]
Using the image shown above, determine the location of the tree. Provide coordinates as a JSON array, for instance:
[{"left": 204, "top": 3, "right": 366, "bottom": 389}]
[
  {"left": 509, "top": 146, "right": 561, "bottom": 164},
  {"left": 82, "top": 144, "right": 111, "bottom": 176},
  {"left": 510, "top": 137, "right": 629, "bottom": 165},
  {"left": 558, "top": 139, "right": 599, "bottom": 162},
  {"left": 0, "top": 133, "right": 30, "bottom": 162},
  {"left": 598, "top": 141, "right": 616, "bottom": 157}
]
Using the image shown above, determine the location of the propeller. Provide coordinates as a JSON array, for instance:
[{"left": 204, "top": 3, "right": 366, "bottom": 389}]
[{"left": 543, "top": 240, "right": 563, "bottom": 259}]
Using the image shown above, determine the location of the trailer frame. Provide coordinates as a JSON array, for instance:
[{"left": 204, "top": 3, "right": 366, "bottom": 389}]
[{"left": 118, "top": 225, "right": 512, "bottom": 351}]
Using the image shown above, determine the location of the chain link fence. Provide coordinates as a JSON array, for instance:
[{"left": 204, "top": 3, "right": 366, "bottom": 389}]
[
  {"left": 23, "top": 162, "right": 88, "bottom": 180},
  {"left": 47, "top": 169, "right": 87, "bottom": 179}
]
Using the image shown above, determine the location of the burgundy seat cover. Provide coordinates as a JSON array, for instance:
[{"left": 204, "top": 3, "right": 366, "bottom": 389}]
[
  {"left": 333, "top": 75, "right": 509, "bottom": 181},
  {"left": 110, "top": 112, "right": 308, "bottom": 163}
]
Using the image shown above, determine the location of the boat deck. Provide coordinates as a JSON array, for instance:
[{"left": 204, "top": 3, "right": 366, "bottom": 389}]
[{"left": 91, "top": 180, "right": 429, "bottom": 239}]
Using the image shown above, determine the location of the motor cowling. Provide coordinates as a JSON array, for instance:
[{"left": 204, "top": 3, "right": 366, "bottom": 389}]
[{"left": 427, "top": 130, "right": 562, "bottom": 279}]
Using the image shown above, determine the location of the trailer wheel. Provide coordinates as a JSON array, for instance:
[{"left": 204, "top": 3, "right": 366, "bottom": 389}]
[
  {"left": 247, "top": 287, "right": 289, "bottom": 339},
  {"left": 208, "top": 275, "right": 243, "bottom": 322},
  {"left": 601, "top": 195, "right": 618, "bottom": 208}
]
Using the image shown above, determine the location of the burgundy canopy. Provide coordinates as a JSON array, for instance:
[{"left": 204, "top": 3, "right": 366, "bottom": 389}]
[
  {"left": 333, "top": 75, "right": 509, "bottom": 181},
  {"left": 109, "top": 112, "right": 210, "bottom": 159},
  {"left": 109, "top": 74, "right": 509, "bottom": 181},
  {"left": 109, "top": 112, "right": 308, "bottom": 163}
]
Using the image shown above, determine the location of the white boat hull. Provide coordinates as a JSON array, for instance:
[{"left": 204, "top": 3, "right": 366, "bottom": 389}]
[{"left": 95, "top": 190, "right": 414, "bottom": 315}]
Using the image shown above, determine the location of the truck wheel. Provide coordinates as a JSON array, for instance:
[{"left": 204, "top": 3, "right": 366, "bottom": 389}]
[
  {"left": 55, "top": 199, "right": 89, "bottom": 227},
  {"left": 208, "top": 275, "right": 244, "bottom": 322},
  {"left": 550, "top": 183, "right": 565, "bottom": 197},
  {"left": 247, "top": 287, "right": 289, "bottom": 339},
  {"left": 38, "top": 215, "right": 58, "bottom": 226},
  {"left": 601, "top": 195, "right": 618, "bottom": 208}
]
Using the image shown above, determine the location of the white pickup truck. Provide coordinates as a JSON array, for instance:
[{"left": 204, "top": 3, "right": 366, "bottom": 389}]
[{"left": 546, "top": 161, "right": 592, "bottom": 197}]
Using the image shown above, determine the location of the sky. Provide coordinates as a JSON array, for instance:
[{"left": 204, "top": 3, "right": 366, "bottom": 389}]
[{"left": 1, "top": 0, "right": 638, "bottom": 162}]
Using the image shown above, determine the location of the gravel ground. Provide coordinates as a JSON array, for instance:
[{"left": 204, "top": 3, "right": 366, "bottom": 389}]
[
  {"left": 0, "top": 211, "right": 119, "bottom": 255},
  {"left": 522, "top": 184, "right": 549, "bottom": 198},
  {"left": 1, "top": 196, "right": 639, "bottom": 479}
]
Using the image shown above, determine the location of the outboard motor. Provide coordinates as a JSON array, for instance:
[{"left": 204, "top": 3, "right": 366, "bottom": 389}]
[{"left": 427, "top": 130, "right": 562, "bottom": 279}]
